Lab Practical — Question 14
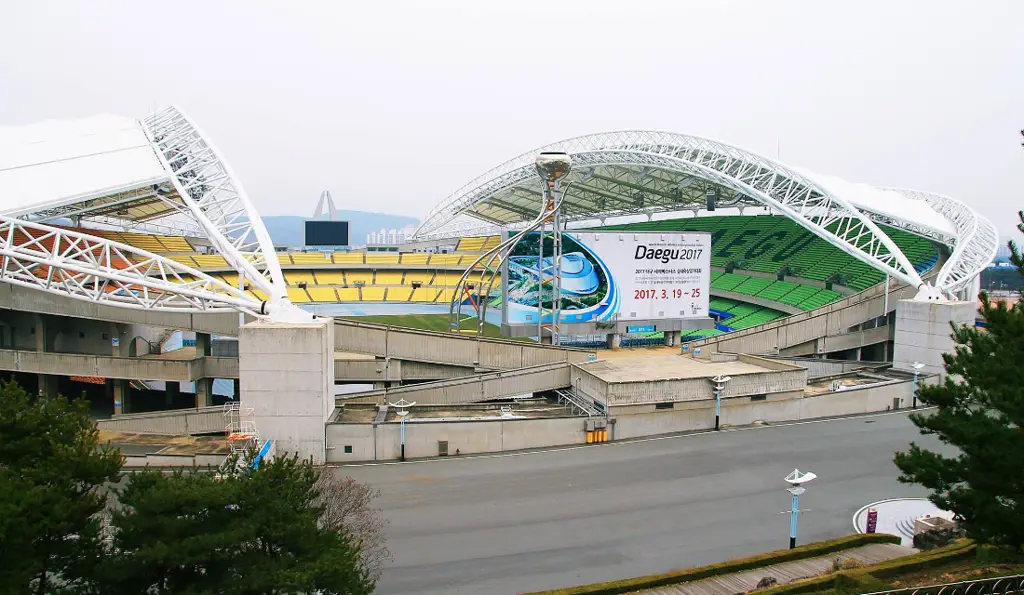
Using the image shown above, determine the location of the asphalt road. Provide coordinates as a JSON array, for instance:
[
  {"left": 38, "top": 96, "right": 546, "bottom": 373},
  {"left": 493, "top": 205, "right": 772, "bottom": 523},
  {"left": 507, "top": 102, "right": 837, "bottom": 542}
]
[{"left": 337, "top": 411, "right": 944, "bottom": 595}]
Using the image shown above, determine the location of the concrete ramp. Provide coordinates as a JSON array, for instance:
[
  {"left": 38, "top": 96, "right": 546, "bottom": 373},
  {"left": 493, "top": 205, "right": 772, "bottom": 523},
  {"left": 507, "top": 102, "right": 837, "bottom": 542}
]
[
  {"left": 338, "top": 362, "right": 572, "bottom": 406},
  {"left": 96, "top": 407, "right": 225, "bottom": 435},
  {"left": 333, "top": 319, "right": 592, "bottom": 370}
]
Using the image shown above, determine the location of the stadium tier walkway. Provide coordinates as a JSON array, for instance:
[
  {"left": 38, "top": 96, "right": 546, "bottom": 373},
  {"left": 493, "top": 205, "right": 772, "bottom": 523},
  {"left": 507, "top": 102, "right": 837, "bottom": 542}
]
[{"left": 632, "top": 542, "right": 911, "bottom": 595}]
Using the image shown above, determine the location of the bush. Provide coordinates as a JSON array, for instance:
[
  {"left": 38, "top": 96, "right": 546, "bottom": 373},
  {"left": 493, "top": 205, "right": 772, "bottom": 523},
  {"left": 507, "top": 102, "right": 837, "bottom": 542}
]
[{"left": 517, "top": 533, "right": 901, "bottom": 595}]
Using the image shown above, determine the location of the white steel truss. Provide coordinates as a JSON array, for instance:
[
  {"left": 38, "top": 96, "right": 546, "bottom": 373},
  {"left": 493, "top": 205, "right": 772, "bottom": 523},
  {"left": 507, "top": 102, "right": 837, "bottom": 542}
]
[
  {"left": 416, "top": 131, "right": 989, "bottom": 295},
  {"left": 0, "top": 105, "right": 311, "bottom": 320},
  {"left": 0, "top": 217, "right": 262, "bottom": 314},
  {"left": 883, "top": 187, "right": 999, "bottom": 295},
  {"left": 141, "top": 106, "right": 309, "bottom": 322},
  {"left": 418, "top": 131, "right": 928, "bottom": 290}
]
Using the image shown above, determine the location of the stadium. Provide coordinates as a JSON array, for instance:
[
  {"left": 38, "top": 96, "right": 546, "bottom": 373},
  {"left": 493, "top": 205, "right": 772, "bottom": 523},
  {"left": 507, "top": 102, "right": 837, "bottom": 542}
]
[{"left": 0, "top": 107, "right": 999, "bottom": 464}]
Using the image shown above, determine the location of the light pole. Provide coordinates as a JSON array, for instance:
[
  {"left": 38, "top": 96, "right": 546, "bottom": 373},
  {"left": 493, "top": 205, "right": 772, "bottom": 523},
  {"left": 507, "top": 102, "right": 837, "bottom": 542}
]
[
  {"left": 710, "top": 375, "right": 731, "bottom": 431},
  {"left": 784, "top": 468, "right": 816, "bottom": 549},
  {"left": 911, "top": 362, "right": 924, "bottom": 409},
  {"left": 388, "top": 398, "right": 416, "bottom": 461},
  {"left": 534, "top": 152, "right": 572, "bottom": 345}
]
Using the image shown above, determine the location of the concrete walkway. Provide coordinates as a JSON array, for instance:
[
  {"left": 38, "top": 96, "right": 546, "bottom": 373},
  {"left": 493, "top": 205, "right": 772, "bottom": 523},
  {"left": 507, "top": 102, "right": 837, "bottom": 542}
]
[{"left": 633, "top": 543, "right": 912, "bottom": 595}]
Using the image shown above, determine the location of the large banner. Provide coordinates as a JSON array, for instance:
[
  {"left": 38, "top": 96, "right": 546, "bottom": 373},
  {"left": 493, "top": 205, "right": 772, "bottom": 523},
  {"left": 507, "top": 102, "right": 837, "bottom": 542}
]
[{"left": 504, "top": 231, "right": 710, "bottom": 325}]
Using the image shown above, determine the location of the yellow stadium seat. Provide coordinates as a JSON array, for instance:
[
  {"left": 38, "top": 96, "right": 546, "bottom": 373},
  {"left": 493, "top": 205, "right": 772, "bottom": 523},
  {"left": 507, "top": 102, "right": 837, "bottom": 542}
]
[
  {"left": 456, "top": 236, "right": 486, "bottom": 252},
  {"left": 365, "top": 253, "right": 400, "bottom": 264},
  {"left": 193, "top": 255, "right": 229, "bottom": 269},
  {"left": 386, "top": 287, "right": 412, "bottom": 301},
  {"left": 284, "top": 271, "right": 316, "bottom": 286},
  {"left": 336, "top": 287, "right": 360, "bottom": 301},
  {"left": 157, "top": 236, "right": 193, "bottom": 252},
  {"left": 332, "top": 252, "right": 364, "bottom": 264},
  {"left": 408, "top": 287, "right": 431, "bottom": 302},
  {"left": 290, "top": 252, "right": 330, "bottom": 265},
  {"left": 433, "top": 288, "right": 454, "bottom": 303},
  {"left": 313, "top": 271, "right": 345, "bottom": 285},
  {"left": 168, "top": 255, "right": 199, "bottom": 268},
  {"left": 482, "top": 236, "right": 501, "bottom": 250},
  {"left": 361, "top": 287, "right": 386, "bottom": 301},
  {"left": 345, "top": 271, "right": 373, "bottom": 285},
  {"left": 286, "top": 287, "right": 311, "bottom": 303},
  {"left": 404, "top": 271, "right": 434, "bottom": 285},
  {"left": 249, "top": 289, "right": 269, "bottom": 301},
  {"left": 307, "top": 287, "right": 338, "bottom": 302},
  {"left": 429, "top": 254, "right": 462, "bottom": 266},
  {"left": 374, "top": 271, "right": 403, "bottom": 285},
  {"left": 276, "top": 254, "right": 294, "bottom": 265},
  {"left": 434, "top": 272, "right": 465, "bottom": 286},
  {"left": 400, "top": 253, "right": 429, "bottom": 264}
]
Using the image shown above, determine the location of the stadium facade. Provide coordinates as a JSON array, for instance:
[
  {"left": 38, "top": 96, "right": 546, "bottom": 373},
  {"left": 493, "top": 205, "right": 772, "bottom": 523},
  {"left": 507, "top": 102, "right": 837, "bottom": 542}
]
[{"left": 0, "top": 108, "right": 996, "bottom": 463}]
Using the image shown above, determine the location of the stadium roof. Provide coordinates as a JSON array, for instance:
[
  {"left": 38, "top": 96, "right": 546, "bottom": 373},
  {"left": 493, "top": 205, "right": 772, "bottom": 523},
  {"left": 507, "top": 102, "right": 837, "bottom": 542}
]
[
  {"left": 415, "top": 131, "right": 998, "bottom": 297},
  {"left": 0, "top": 107, "right": 307, "bottom": 322},
  {"left": 0, "top": 114, "right": 187, "bottom": 223}
]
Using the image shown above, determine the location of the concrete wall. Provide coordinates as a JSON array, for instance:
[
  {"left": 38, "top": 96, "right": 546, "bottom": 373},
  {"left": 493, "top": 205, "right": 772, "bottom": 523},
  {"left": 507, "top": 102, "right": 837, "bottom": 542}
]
[
  {"left": 326, "top": 415, "right": 586, "bottom": 462},
  {"left": 0, "top": 349, "right": 238, "bottom": 382},
  {"left": 612, "top": 379, "right": 915, "bottom": 440},
  {"left": 241, "top": 318, "right": 335, "bottom": 464},
  {"left": 600, "top": 367, "right": 807, "bottom": 406},
  {"left": 892, "top": 299, "right": 976, "bottom": 381},
  {"left": 0, "top": 283, "right": 239, "bottom": 336},
  {"left": 96, "top": 407, "right": 225, "bottom": 435}
]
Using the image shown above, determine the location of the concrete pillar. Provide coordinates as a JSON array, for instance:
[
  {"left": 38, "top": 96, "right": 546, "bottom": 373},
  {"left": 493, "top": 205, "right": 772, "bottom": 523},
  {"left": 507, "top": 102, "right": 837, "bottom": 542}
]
[
  {"left": 33, "top": 314, "right": 51, "bottom": 353},
  {"left": 893, "top": 299, "right": 976, "bottom": 383},
  {"left": 37, "top": 374, "right": 58, "bottom": 398},
  {"left": 195, "top": 332, "right": 212, "bottom": 357},
  {"left": 606, "top": 333, "right": 621, "bottom": 349},
  {"left": 662, "top": 330, "right": 679, "bottom": 347},
  {"left": 195, "top": 377, "right": 213, "bottom": 408},
  {"left": 113, "top": 379, "right": 129, "bottom": 415},
  {"left": 239, "top": 317, "right": 335, "bottom": 464}
]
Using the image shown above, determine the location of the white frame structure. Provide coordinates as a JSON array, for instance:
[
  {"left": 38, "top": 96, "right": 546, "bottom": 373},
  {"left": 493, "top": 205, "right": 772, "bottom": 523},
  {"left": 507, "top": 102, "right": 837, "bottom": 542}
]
[
  {"left": 416, "top": 131, "right": 997, "bottom": 297},
  {"left": 0, "top": 106, "right": 310, "bottom": 321}
]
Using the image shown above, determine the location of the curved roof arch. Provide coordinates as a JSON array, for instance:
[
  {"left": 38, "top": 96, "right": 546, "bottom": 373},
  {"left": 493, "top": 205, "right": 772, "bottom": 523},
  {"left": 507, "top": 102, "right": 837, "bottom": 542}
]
[
  {"left": 0, "top": 106, "right": 309, "bottom": 321},
  {"left": 415, "top": 130, "right": 995, "bottom": 295}
]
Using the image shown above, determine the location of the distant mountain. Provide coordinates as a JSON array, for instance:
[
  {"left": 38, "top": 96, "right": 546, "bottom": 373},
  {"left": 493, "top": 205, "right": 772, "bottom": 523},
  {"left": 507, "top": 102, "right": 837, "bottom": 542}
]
[{"left": 261, "top": 211, "right": 420, "bottom": 248}]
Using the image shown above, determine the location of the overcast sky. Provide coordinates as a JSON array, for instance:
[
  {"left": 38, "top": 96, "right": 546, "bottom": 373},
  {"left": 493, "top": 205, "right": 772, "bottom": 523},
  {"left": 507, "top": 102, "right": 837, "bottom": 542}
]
[{"left": 2, "top": 1, "right": 1022, "bottom": 235}]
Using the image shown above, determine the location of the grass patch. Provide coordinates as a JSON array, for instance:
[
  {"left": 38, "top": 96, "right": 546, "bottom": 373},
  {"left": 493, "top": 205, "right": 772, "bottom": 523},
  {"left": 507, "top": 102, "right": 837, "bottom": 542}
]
[
  {"left": 516, "top": 533, "right": 900, "bottom": 595},
  {"left": 341, "top": 313, "right": 515, "bottom": 339}
]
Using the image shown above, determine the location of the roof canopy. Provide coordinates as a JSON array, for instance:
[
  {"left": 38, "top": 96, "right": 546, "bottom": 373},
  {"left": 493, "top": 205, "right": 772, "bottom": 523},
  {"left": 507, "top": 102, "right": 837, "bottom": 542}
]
[
  {"left": 0, "top": 114, "right": 186, "bottom": 222},
  {"left": 415, "top": 130, "right": 997, "bottom": 296}
]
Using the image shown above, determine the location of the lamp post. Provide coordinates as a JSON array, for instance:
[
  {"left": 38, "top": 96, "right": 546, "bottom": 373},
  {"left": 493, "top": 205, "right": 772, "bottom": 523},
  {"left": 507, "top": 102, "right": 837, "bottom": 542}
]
[
  {"left": 534, "top": 152, "right": 572, "bottom": 345},
  {"left": 388, "top": 398, "right": 416, "bottom": 462},
  {"left": 710, "top": 375, "right": 731, "bottom": 431},
  {"left": 911, "top": 362, "right": 924, "bottom": 409},
  {"left": 784, "top": 468, "right": 816, "bottom": 549}
]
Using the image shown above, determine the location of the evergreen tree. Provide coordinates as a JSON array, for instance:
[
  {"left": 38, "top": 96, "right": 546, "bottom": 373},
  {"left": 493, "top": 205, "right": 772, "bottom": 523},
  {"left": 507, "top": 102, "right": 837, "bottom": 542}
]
[
  {"left": 0, "top": 380, "right": 124, "bottom": 594},
  {"left": 104, "top": 454, "right": 374, "bottom": 595},
  {"left": 894, "top": 209, "right": 1024, "bottom": 549}
]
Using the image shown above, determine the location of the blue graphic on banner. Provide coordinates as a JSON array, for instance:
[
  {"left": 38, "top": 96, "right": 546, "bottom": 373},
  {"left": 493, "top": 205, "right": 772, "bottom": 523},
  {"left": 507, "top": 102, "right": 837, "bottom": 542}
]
[
  {"left": 626, "top": 325, "right": 656, "bottom": 333},
  {"left": 505, "top": 232, "right": 619, "bottom": 324}
]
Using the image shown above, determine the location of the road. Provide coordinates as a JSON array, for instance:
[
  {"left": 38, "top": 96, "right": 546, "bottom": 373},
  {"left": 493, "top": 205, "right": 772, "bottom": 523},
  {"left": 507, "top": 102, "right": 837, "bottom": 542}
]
[{"left": 337, "top": 411, "right": 943, "bottom": 595}]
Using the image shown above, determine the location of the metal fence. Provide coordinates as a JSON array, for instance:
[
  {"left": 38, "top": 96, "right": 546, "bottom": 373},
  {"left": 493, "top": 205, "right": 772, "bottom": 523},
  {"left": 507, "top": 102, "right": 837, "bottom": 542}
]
[{"left": 865, "top": 574, "right": 1024, "bottom": 595}]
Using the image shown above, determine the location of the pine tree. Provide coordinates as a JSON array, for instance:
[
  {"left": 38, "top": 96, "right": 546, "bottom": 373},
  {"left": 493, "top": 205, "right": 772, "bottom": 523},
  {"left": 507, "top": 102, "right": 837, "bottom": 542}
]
[
  {"left": 104, "top": 454, "right": 375, "bottom": 595},
  {"left": 894, "top": 209, "right": 1024, "bottom": 550},
  {"left": 0, "top": 380, "right": 124, "bottom": 594}
]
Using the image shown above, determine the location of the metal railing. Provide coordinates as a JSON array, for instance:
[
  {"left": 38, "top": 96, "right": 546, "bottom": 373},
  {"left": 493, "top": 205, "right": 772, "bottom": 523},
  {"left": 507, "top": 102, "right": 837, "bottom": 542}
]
[
  {"left": 554, "top": 388, "right": 599, "bottom": 417},
  {"left": 864, "top": 574, "right": 1024, "bottom": 595}
]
